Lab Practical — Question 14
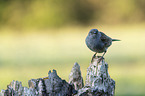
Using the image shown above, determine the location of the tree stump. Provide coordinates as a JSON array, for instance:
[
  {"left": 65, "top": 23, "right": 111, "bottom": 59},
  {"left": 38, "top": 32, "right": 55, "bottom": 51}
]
[
  {"left": 69, "top": 62, "right": 84, "bottom": 91},
  {"left": 76, "top": 56, "right": 115, "bottom": 96},
  {"left": 0, "top": 70, "right": 76, "bottom": 96},
  {"left": 0, "top": 56, "right": 115, "bottom": 96}
]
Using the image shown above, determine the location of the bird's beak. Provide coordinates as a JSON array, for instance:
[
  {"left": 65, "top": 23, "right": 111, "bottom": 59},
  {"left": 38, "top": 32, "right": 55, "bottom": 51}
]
[{"left": 112, "top": 39, "right": 121, "bottom": 41}]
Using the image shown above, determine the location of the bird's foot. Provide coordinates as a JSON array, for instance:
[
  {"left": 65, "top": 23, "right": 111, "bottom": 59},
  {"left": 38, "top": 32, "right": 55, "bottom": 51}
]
[
  {"left": 91, "top": 53, "right": 97, "bottom": 63},
  {"left": 98, "top": 56, "right": 104, "bottom": 63}
]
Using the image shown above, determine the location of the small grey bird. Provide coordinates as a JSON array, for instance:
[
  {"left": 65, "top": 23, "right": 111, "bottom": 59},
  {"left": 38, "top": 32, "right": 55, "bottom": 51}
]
[{"left": 85, "top": 29, "right": 120, "bottom": 62}]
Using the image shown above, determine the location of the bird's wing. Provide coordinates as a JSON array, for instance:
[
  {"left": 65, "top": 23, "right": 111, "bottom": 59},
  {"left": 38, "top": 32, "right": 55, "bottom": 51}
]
[
  {"left": 100, "top": 32, "right": 108, "bottom": 41},
  {"left": 100, "top": 32, "right": 112, "bottom": 47}
]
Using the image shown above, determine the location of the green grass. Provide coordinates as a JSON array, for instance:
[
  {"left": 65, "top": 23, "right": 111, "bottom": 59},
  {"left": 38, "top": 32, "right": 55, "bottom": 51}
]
[{"left": 0, "top": 25, "right": 145, "bottom": 95}]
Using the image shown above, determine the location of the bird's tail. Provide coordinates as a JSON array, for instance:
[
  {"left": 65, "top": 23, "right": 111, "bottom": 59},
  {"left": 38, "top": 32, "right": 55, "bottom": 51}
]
[{"left": 112, "top": 39, "right": 121, "bottom": 41}]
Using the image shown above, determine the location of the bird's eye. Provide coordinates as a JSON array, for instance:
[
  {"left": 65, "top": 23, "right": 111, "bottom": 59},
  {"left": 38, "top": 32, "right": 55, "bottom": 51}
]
[
  {"left": 93, "top": 30, "right": 98, "bottom": 34},
  {"left": 94, "top": 31, "right": 97, "bottom": 34}
]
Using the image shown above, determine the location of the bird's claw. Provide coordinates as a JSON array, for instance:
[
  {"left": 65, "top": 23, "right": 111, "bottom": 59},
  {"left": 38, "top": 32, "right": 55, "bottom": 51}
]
[
  {"left": 91, "top": 53, "right": 97, "bottom": 63},
  {"left": 98, "top": 56, "right": 103, "bottom": 63}
]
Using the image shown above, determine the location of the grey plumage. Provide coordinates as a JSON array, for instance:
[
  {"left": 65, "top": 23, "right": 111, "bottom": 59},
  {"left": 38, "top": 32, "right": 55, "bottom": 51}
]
[{"left": 85, "top": 29, "right": 120, "bottom": 62}]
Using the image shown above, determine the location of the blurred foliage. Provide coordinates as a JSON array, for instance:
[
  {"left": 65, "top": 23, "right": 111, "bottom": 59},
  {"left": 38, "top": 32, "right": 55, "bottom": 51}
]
[{"left": 0, "top": 0, "right": 145, "bottom": 29}]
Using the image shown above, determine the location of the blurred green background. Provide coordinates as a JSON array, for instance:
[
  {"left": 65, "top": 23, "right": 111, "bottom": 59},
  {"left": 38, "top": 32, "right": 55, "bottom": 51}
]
[{"left": 0, "top": 0, "right": 145, "bottom": 95}]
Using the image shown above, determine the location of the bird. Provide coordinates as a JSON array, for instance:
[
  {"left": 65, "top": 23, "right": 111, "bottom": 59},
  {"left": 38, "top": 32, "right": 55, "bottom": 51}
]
[{"left": 85, "top": 29, "right": 120, "bottom": 63}]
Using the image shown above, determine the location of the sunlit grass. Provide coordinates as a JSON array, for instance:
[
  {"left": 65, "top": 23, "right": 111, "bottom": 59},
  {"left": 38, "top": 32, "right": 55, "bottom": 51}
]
[{"left": 0, "top": 25, "right": 145, "bottom": 95}]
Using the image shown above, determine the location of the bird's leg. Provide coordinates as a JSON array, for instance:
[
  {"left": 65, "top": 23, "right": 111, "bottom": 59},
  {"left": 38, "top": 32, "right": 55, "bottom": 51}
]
[
  {"left": 98, "top": 51, "right": 106, "bottom": 63},
  {"left": 91, "top": 52, "right": 97, "bottom": 63}
]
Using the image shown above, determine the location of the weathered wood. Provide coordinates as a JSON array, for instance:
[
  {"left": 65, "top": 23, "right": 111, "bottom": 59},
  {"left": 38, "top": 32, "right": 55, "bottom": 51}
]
[
  {"left": 0, "top": 80, "right": 38, "bottom": 96},
  {"left": 76, "top": 56, "right": 115, "bottom": 96},
  {"left": 0, "top": 70, "right": 76, "bottom": 96},
  {"left": 0, "top": 57, "right": 115, "bottom": 96},
  {"left": 44, "top": 70, "right": 75, "bottom": 96},
  {"left": 69, "top": 62, "right": 84, "bottom": 90}
]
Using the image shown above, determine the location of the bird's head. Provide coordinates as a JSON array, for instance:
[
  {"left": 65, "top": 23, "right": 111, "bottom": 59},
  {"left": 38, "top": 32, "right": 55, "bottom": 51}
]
[{"left": 89, "top": 29, "right": 99, "bottom": 35}]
